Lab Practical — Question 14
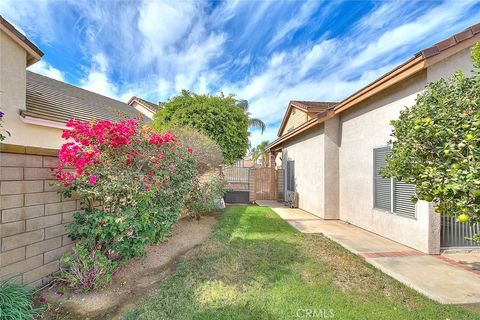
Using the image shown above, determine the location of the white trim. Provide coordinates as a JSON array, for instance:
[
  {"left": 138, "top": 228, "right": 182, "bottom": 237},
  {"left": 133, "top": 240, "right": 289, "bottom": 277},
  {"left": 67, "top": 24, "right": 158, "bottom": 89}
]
[{"left": 20, "top": 115, "right": 69, "bottom": 130}]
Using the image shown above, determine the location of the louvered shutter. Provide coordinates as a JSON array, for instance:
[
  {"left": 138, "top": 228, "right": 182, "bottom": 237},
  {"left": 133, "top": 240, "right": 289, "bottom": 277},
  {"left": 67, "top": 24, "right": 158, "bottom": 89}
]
[
  {"left": 373, "top": 147, "right": 391, "bottom": 211},
  {"left": 393, "top": 181, "right": 416, "bottom": 217},
  {"left": 286, "top": 160, "right": 295, "bottom": 191}
]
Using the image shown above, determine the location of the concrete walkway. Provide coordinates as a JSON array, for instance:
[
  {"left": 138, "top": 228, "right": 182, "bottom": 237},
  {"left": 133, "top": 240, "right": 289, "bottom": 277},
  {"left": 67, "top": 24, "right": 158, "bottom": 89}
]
[{"left": 257, "top": 200, "right": 480, "bottom": 305}]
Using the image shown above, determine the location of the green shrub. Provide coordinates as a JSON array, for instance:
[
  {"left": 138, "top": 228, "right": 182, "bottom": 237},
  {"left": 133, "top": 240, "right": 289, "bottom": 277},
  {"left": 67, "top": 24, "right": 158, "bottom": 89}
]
[
  {"left": 0, "top": 281, "right": 43, "bottom": 320},
  {"left": 184, "top": 174, "right": 226, "bottom": 220},
  {"left": 383, "top": 42, "right": 480, "bottom": 242},
  {"left": 165, "top": 126, "right": 224, "bottom": 175},
  {"left": 52, "top": 119, "right": 196, "bottom": 291}
]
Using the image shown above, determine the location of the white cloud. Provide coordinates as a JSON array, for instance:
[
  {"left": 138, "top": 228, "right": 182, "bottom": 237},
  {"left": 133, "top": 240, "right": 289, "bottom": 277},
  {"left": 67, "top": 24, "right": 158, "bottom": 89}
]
[
  {"left": 27, "top": 60, "right": 65, "bottom": 81},
  {"left": 79, "top": 53, "right": 123, "bottom": 100},
  {"left": 3, "top": 0, "right": 479, "bottom": 149},
  {"left": 268, "top": 0, "right": 322, "bottom": 48}
]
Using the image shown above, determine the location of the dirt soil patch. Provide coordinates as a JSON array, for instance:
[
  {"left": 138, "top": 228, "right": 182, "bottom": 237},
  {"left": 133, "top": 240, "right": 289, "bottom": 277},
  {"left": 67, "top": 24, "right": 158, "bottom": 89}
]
[{"left": 43, "top": 216, "right": 217, "bottom": 319}]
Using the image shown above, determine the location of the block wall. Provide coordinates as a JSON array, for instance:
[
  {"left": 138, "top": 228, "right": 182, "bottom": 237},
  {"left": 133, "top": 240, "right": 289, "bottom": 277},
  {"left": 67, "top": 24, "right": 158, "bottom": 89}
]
[{"left": 0, "top": 149, "right": 76, "bottom": 287}]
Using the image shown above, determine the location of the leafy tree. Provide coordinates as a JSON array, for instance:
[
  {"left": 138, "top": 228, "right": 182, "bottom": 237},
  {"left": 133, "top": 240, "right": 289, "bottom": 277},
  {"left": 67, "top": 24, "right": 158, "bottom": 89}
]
[
  {"left": 236, "top": 99, "right": 266, "bottom": 133},
  {"left": 383, "top": 43, "right": 480, "bottom": 242},
  {"left": 252, "top": 140, "right": 270, "bottom": 167},
  {"left": 153, "top": 90, "right": 249, "bottom": 165}
]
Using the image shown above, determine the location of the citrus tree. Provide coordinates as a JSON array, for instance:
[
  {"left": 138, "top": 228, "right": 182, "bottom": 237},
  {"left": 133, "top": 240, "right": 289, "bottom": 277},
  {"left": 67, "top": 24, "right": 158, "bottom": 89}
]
[{"left": 383, "top": 43, "right": 480, "bottom": 242}]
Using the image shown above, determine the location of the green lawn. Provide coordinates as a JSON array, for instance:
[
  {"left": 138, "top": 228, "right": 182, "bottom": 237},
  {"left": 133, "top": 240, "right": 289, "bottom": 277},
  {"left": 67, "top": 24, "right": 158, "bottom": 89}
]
[{"left": 125, "top": 205, "right": 479, "bottom": 320}]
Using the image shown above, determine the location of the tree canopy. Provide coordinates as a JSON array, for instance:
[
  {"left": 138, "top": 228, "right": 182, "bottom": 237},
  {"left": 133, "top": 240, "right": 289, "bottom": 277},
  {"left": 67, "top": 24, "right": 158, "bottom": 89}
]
[
  {"left": 383, "top": 43, "right": 480, "bottom": 242},
  {"left": 153, "top": 90, "right": 249, "bottom": 165}
]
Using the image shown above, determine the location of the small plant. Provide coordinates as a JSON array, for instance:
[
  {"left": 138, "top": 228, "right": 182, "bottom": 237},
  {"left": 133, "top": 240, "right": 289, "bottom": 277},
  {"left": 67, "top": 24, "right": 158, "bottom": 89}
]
[
  {"left": 0, "top": 111, "right": 11, "bottom": 142},
  {"left": 0, "top": 280, "right": 44, "bottom": 319},
  {"left": 56, "top": 244, "right": 117, "bottom": 292},
  {"left": 184, "top": 174, "right": 226, "bottom": 220}
]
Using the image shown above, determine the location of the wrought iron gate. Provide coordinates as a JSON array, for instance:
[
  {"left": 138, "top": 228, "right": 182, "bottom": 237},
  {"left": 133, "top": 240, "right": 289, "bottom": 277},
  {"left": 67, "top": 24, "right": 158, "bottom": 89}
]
[
  {"left": 441, "top": 214, "right": 480, "bottom": 248},
  {"left": 223, "top": 167, "right": 250, "bottom": 203}
]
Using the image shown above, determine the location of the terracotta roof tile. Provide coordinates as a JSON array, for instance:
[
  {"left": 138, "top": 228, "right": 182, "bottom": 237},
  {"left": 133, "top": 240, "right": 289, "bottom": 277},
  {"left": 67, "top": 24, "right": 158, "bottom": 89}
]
[
  {"left": 290, "top": 100, "right": 337, "bottom": 111},
  {"left": 420, "top": 24, "right": 480, "bottom": 58}
]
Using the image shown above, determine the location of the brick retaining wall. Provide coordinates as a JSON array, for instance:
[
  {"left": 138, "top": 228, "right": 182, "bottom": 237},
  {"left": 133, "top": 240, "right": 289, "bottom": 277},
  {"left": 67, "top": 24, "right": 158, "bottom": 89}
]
[{"left": 0, "top": 148, "right": 76, "bottom": 287}]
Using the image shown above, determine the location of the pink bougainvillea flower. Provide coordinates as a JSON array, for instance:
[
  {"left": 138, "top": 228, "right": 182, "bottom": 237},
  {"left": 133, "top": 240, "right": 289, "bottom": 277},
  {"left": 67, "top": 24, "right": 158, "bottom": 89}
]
[
  {"left": 144, "top": 185, "right": 150, "bottom": 190},
  {"left": 88, "top": 175, "right": 97, "bottom": 185},
  {"left": 187, "top": 147, "right": 193, "bottom": 154}
]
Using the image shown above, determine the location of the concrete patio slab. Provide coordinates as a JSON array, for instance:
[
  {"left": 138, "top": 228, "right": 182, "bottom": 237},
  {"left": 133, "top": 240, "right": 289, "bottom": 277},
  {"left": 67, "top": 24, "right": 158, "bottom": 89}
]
[{"left": 257, "top": 200, "right": 480, "bottom": 305}]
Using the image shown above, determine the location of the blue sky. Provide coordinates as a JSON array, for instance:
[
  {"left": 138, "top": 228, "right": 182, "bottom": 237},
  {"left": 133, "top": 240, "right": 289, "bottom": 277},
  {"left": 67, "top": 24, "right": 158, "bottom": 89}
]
[{"left": 1, "top": 0, "right": 479, "bottom": 147}]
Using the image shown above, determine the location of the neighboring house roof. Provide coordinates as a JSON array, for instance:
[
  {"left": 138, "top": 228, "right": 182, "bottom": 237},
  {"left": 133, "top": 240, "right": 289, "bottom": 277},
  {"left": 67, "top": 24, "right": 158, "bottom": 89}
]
[
  {"left": 128, "top": 96, "right": 160, "bottom": 113},
  {"left": 0, "top": 15, "right": 43, "bottom": 66},
  {"left": 22, "top": 71, "right": 143, "bottom": 124},
  {"left": 277, "top": 100, "right": 337, "bottom": 136},
  {"left": 290, "top": 100, "right": 338, "bottom": 112},
  {"left": 268, "top": 22, "right": 480, "bottom": 152}
]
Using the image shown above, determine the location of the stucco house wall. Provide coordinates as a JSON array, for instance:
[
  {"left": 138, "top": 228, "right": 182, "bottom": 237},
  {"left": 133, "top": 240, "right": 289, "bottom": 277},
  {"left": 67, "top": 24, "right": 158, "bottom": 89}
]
[
  {"left": 281, "top": 108, "right": 310, "bottom": 135},
  {"left": 338, "top": 48, "right": 474, "bottom": 254},
  {"left": 338, "top": 71, "right": 435, "bottom": 253},
  {"left": 0, "top": 30, "right": 64, "bottom": 149},
  {"left": 282, "top": 126, "right": 325, "bottom": 217}
]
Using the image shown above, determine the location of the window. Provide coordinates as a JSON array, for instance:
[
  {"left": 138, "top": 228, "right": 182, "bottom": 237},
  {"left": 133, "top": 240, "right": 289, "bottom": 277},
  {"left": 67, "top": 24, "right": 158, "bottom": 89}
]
[
  {"left": 373, "top": 147, "right": 416, "bottom": 218},
  {"left": 286, "top": 160, "right": 295, "bottom": 191}
]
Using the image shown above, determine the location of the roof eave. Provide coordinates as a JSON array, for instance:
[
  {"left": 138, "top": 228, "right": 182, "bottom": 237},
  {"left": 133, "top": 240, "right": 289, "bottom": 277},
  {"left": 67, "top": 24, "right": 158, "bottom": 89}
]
[
  {"left": 20, "top": 112, "right": 68, "bottom": 130},
  {"left": 0, "top": 16, "right": 44, "bottom": 67},
  {"left": 268, "top": 110, "right": 334, "bottom": 151}
]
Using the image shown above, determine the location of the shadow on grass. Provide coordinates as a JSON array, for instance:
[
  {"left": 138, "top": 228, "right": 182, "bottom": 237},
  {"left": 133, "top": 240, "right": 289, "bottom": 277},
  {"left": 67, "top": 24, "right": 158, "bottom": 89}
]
[{"left": 124, "top": 205, "right": 480, "bottom": 320}]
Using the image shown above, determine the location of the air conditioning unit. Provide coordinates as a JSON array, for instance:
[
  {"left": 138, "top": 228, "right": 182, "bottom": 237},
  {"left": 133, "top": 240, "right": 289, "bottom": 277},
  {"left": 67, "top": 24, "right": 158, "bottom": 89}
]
[{"left": 285, "top": 191, "right": 299, "bottom": 208}]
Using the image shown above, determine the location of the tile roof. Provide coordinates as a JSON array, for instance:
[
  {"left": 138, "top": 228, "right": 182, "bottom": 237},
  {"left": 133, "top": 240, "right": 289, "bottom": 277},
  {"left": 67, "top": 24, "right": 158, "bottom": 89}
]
[
  {"left": 419, "top": 23, "right": 480, "bottom": 58},
  {"left": 128, "top": 96, "right": 160, "bottom": 112},
  {"left": 23, "top": 71, "right": 144, "bottom": 123},
  {"left": 290, "top": 100, "right": 337, "bottom": 111}
]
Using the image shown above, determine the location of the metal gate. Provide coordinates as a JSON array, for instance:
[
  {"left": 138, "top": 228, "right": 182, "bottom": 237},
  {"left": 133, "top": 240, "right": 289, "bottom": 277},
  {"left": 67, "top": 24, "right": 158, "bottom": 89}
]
[
  {"left": 441, "top": 214, "right": 480, "bottom": 248},
  {"left": 223, "top": 167, "right": 250, "bottom": 203},
  {"left": 254, "top": 167, "right": 276, "bottom": 200}
]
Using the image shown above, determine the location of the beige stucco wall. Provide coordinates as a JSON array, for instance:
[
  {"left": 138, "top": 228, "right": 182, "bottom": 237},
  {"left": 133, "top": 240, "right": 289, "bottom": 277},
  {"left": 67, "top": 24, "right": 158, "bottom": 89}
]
[
  {"left": 338, "top": 48, "right": 474, "bottom": 254},
  {"left": 338, "top": 71, "right": 433, "bottom": 253},
  {"left": 427, "top": 47, "right": 473, "bottom": 82},
  {"left": 282, "top": 125, "right": 325, "bottom": 217},
  {"left": 0, "top": 30, "right": 64, "bottom": 149},
  {"left": 281, "top": 108, "right": 308, "bottom": 136}
]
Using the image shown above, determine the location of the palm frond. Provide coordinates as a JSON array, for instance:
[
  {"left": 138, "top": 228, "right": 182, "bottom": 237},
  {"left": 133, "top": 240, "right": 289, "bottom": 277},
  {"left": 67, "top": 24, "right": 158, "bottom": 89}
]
[{"left": 248, "top": 118, "right": 266, "bottom": 133}]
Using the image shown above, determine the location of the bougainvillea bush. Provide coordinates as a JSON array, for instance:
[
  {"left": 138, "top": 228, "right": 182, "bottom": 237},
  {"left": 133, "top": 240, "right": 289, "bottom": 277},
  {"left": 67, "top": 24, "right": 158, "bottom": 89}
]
[{"left": 52, "top": 118, "right": 196, "bottom": 291}]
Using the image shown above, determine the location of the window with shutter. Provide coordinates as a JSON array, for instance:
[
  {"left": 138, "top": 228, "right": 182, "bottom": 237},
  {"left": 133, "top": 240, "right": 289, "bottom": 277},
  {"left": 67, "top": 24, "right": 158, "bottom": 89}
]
[
  {"left": 373, "top": 147, "right": 391, "bottom": 211},
  {"left": 286, "top": 160, "right": 295, "bottom": 191}
]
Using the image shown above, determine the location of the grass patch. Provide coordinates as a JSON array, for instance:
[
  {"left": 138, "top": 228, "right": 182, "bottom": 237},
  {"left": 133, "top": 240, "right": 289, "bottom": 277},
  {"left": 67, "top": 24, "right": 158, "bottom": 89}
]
[{"left": 125, "top": 205, "right": 479, "bottom": 319}]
